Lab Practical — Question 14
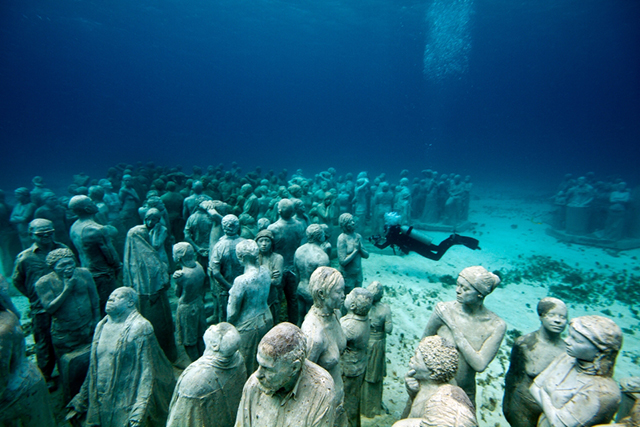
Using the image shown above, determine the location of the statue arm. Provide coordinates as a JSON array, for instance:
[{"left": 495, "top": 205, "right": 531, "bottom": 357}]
[
  {"left": 86, "top": 274, "right": 100, "bottom": 325},
  {"left": 89, "top": 227, "right": 121, "bottom": 270},
  {"left": 0, "top": 325, "right": 12, "bottom": 396},
  {"left": 450, "top": 319, "right": 506, "bottom": 373},
  {"left": 337, "top": 235, "right": 356, "bottom": 267},
  {"left": 421, "top": 304, "right": 446, "bottom": 338},
  {"left": 357, "top": 235, "right": 369, "bottom": 259},
  {"left": 210, "top": 263, "right": 232, "bottom": 291},
  {"left": 129, "top": 332, "right": 155, "bottom": 425},
  {"left": 384, "top": 307, "right": 393, "bottom": 334},
  {"left": 36, "top": 276, "right": 73, "bottom": 315},
  {"left": 303, "top": 326, "right": 325, "bottom": 364},
  {"left": 226, "top": 280, "right": 243, "bottom": 324},
  {"left": 11, "top": 259, "right": 28, "bottom": 297}
]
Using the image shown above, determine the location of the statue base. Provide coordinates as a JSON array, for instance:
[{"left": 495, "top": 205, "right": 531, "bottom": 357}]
[{"left": 546, "top": 228, "right": 640, "bottom": 251}]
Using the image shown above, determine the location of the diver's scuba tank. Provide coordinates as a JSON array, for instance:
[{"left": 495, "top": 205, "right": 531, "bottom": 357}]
[{"left": 399, "top": 226, "right": 433, "bottom": 246}]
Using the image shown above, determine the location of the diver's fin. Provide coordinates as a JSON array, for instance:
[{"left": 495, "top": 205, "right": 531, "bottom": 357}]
[{"left": 452, "top": 234, "right": 480, "bottom": 250}]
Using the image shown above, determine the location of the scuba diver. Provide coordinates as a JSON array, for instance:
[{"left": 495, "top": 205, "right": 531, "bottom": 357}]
[{"left": 369, "top": 212, "right": 480, "bottom": 261}]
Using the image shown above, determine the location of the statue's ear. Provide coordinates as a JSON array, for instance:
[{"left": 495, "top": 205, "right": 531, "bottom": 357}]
[{"left": 317, "top": 289, "right": 325, "bottom": 300}]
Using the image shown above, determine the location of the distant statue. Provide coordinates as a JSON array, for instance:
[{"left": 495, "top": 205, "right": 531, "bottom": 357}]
[
  {"left": 337, "top": 213, "right": 369, "bottom": 295},
  {"left": 294, "top": 224, "right": 331, "bottom": 323},
  {"left": 124, "top": 210, "right": 177, "bottom": 363},
  {"left": 530, "top": 315, "right": 623, "bottom": 427},
  {"left": 227, "top": 239, "right": 273, "bottom": 374},
  {"left": 352, "top": 175, "right": 370, "bottom": 233},
  {"left": 255, "top": 229, "right": 284, "bottom": 324},
  {"left": 301, "top": 266, "right": 348, "bottom": 426},
  {"left": 394, "top": 336, "right": 477, "bottom": 427},
  {"left": 371, "top": 182, "right": 394, "bottom": 235},
  {"left": 422, "top": 266, "right": 506, "bottom": 407},
  {"left": 172, "top": 242, "right": 207, "bottom": 362},
  {"left": 183, "top": 201, "right": 215, "bottom": 261},
  {"left": 209, "top": 214, "right": 246, "bottom": 324},
  {"left": 118, "top": 174, "right": 141, "bottom": 231},
  {"left": 0, "top": 301, "right": 56, "bottom": 427},
  {"left": 267, "top": 198, "right": 305, "bottom": 324},
  {"left": 69, "top": 195, "right": 121, "bottom": 316},
  {"left": 567, "top": 176, "right": 594, "bottom": 208},
  {"left": 182, "top": 180, "right": 212, "bottom": 220},
  {"left": 10, "top": 187, "right": 36, "bottom": 249},
  {"left": 34, "top": 191, "right": 73, "bottom": 248},
  {"left": 361, "top": 281, "right": 394, "bottom": 418},
  {"left": 13, "top": 218, "right": 69, "bottom": 381},
  {"left": 68, "top": 287, "right": 176, "bottom": 427},
  {"left": 235, "top": 322, "right": 337, "bottom": 427},
  {"left": 603, "top": 182, "right": 631, "bottom": 240},
  {"left": 503, "top": 297, "right": 568, "bottom": 427},
  {"left": 341, "top": 288, "right": 373, "bottom": 427},
  {"left": 166, "top": 323, "right": 246, "bottom": 427}
]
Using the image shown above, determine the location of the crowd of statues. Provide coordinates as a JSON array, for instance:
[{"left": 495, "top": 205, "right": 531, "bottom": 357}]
[
  {"left": 551, "top": 172, "right": 637, "bottom": 240},
  {"left": 0, "top": 163, "right": 637, "bottom": 427}
]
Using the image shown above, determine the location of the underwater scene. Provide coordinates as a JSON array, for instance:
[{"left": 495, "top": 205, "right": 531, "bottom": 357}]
[{"left": 1, "top": 0, "right": 640, "bottom": 426}]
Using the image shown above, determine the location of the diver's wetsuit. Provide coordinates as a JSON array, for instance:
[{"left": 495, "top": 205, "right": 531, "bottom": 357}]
[{"left": 372, "top": 225, "right": 479, "bottom": 261}]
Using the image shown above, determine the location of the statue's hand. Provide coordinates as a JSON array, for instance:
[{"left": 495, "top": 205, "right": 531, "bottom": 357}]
[
  {"left": 172, "top": 271, "right": 183, "bottom": 280},
  {"left": 405, "top": 369, "right": 419, "bottom": 397},
  {"left": 198, "top": 248, "right": 209, "bottom": 257}
]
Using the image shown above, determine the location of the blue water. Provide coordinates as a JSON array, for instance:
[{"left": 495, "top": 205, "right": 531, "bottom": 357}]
[{"left": 1, "top": 0, "right": 639, "bottom": 190}]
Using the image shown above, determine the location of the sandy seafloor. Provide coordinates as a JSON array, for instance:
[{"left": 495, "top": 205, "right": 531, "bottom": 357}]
[{"left": 7, "top": 183, "right": 640, "bottom": 427}]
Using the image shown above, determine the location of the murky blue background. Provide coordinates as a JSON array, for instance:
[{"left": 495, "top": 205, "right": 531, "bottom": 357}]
[{"left": 1, "top": 0, "right": 639, "bottom": 190}]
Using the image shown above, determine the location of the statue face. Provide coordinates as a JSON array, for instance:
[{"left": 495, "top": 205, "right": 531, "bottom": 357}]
[
  {"left": 540, "top": 305, "right": 568, "bottom": 335},
  {"left": 144, "top": 214, "right": 161, "bottom": 230},
  {"left": 105, "top": 289, "right": 132, "bottom": 317},
  {"left": 566, "top": 327, "right": 598, "bottom": 362},
  {"left": 342, "top": 216, "right": 355, "bottom": 233},
  {"left": 456, "top": 277, "right": 482, "bottom": 305},
  {"left": 54, "top": 257, "right": 76, "bottom": 279},
  {"left": 31, "top": 228, "right": 55, "bottom": 246},
  {"left": 257, "top": 237, "right": 272, "bottom": 254},
  {"left": 324, "top": 280, "right": 345, "bottom": 311},
  {"left": 256, "top": 348, "right": 298, "bottom": 394},
  {"left": 408, "top": 348, "right": 431, "bottom": 380}
]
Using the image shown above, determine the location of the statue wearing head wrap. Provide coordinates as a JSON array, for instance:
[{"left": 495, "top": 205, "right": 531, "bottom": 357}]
[
  {"left": 421, "top": 266, "right": 507, "bottom": 409},
  {"left": 530, "top": 315, "right": 623, "bottom": 427}
]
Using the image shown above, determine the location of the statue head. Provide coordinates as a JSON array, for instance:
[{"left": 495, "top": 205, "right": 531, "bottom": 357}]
[
  {"left": 292, "top": 198, "right": 306, "bottom": 215},
  {"left": 144, "top": 208, "right": 162, "bottom": 230},
  {"left": 537, "top": 297, "right": 568, "bottom": 336},
  {"left": 105, "top": 287, "right": 138, "bottom": 318},
  {"left": 236, "top": 239, "right": 259, "bottom": 264},
  {"left": 457, "top": 266, "right": 500, "bottom": 300},
  {"left": 222, "top": 214, "right": 240, "bottom": 236},
  {"left": 98, "top": 179, "right": 113, "bottom": 190},
  {"left": 366, "top": 281, "right": 384, "bottom": 303},
  {"left": 411, "top": 336, "right": 458, "bottom": 383},
  {"left": 277, "top": 199, "right": 294, "bottom": 220},
  {"left": 192, "top": 180, "right": 204, "bottom": 193},
  {"left": 69, "top": 195, "right": 98, "bottom": 217},
  {"left": 14, "top": 187, "right": 31, "bottom": 203},
  {"left": 288, "top": 185, "right": 302, "bottom": 198},
  {"left": 204, "top": 323, "right": 241, "bottom": 358},
  {"left": 344, "top": 288, "right": 373, "bottom": 316},
  {"left": 46, "top": 248, "right": 76, "bottom": 279},
  {"left": 309, "top": 266, "right": 345, "bottom": 311},
  {"left": 568, "top": 315, "right": 622, "bottom": 377},
  {"left": 172, "top": 242, "right": 195, "bottom": 264},
  {"left": 256, "top": 323, "right": 307, "bottom": 394},
  {"left": 240, "top": 183, "right": 253, "bottom": 196},
  {"left": 255, "top": 229, "right": 275, "bottom": 254},
  {"left": 339, "top": 213, "right": 355, "bottom": 233},
  {"left": 257, "top": 217, "right": 271, "bottom": 232},
  {"left": 28, "top": 218, "right": 55, "bottom": 245},
  {"left": 305, "top": 224, "right": 325, "bottom": 245}
]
